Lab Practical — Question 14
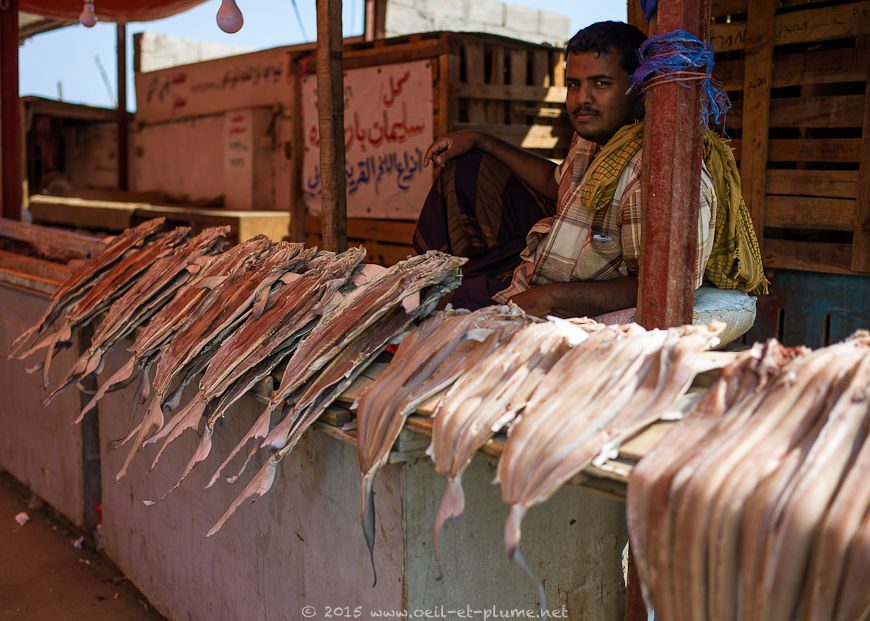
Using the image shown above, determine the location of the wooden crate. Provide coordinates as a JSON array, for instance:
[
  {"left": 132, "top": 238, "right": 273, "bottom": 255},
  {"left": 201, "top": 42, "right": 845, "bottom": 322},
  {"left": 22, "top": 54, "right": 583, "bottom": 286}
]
[
  {"left": 337, "top": 32, "right": 574, "bottom": 159},
  {"left": 304, "top": 214, "right": 415, "bottom": 266},
  {"left": 631, "top": 0, "right": 870, "bottom": 276}
]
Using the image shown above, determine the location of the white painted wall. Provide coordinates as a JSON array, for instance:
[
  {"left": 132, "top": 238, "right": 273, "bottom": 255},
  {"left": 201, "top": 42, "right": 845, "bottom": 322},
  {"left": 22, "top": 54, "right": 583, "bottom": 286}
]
[{"left": 0, "top": 286, "right": 85, "bottom": 527}]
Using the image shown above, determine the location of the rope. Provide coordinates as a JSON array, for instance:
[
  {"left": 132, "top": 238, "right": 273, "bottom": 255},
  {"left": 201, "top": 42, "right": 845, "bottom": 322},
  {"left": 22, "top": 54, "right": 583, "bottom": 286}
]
[{"left": 629, "top": 29, "right": 731, "bottom": 130}]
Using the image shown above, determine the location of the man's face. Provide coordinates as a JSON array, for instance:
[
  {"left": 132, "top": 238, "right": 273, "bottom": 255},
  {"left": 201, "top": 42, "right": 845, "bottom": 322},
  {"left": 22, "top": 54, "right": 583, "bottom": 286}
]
[{"left": 565, "top": 50, "right": 642, "bottom": 144}]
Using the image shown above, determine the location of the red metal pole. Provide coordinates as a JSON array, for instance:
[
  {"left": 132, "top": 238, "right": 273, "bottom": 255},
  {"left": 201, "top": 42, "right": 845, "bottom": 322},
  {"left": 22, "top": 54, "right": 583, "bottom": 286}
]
[
  {"left": 116, "top": 23, "right": 129, "bottom": 191},
  {"left": 1, "top": 0, "right": 21, "bottom": 220},
  {"left": 636, "top": 0, "right": 712, "bottom": 329}
]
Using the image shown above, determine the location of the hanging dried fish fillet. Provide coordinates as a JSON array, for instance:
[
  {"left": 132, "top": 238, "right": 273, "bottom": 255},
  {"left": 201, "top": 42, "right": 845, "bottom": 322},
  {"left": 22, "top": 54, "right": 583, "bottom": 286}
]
[
  {"left": 45, "top": 226, "right": 229, "bottom": 404},
  {"left": 206, "top": 251, "right": 466, "bottom": 539},
  {"left": 116, "top": 241, "right": 308, "bottom": 480},
  {"left": 353, "top": 304, "right": 530, "bottom": 583},
  {"left": 496, "top": 322, "right": 722, "bottom": 610},
  {"left": 9, "top": 217, "right": 166, "bottom": 358},
  {"left": 20, "top": 226, "right": 190, "bottom": 388},
  {"left": 77, "top": 235, "right": 273, "bottom": 423},
  {"left": 427, "top": 318, "right": 593, "bottom": 572},
  {"left": 144, "top": 247, "right": 366, "bottom": 495},
  {"left": 625, "top": 332, "right": 870, "bottom": 621}
]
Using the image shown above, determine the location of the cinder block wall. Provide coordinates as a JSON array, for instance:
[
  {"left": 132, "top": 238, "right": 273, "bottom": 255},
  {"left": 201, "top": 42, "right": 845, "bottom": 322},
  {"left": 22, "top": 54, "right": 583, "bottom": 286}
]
[{"left": 385, "top": 0, "right": 571, "bottom": 45}]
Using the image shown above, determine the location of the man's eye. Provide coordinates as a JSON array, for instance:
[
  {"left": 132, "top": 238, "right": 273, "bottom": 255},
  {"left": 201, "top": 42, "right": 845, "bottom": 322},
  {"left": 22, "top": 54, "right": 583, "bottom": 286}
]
[
  {"left": 595, "top": 80, "right": 610, "bottom": 88},
  {"left": 567, "top": 82, "right": 581, "bottom": 90}
]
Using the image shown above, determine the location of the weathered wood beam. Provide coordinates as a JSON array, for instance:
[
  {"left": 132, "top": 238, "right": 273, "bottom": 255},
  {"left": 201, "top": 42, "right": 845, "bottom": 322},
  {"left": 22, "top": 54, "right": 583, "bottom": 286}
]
[
  {"left": 1, "top": 0, "right": 21, "bottom": 220},
  {"left": 637, "top": 0, "right": 712, "bottom": 330},
  {"left": 116, "top": 24, "right": 129, "bottom": 191},
  {"left": 316, "top": 0, "right": 347, "bottom": 252},
  {"left": 739, "top": 0, "right": 775, "bottom": 249}
]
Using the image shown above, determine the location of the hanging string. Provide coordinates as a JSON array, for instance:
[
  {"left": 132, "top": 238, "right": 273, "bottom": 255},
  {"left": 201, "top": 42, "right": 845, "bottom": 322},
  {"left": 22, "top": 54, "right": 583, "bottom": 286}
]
[{"left": 629, "top": 29, "right": 731, "bottom": 130}]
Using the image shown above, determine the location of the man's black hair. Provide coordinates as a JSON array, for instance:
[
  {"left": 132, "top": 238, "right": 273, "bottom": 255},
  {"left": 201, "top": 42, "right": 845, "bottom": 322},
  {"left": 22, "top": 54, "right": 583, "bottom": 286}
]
[{"left": 566, "top": 21, "right": 647, "bottom": 75}]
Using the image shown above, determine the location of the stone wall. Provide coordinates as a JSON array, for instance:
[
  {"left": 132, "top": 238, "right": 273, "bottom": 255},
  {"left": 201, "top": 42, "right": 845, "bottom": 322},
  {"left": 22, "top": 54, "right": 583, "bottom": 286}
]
[{"left": 385, "top": 0, "right": 571, "bottom": 46}]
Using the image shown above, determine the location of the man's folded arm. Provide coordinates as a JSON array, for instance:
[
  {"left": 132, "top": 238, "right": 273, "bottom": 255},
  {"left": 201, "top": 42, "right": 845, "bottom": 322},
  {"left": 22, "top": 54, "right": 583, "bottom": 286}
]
[{"left": 507, "top": 276, "right": 638, "bottom": 318}]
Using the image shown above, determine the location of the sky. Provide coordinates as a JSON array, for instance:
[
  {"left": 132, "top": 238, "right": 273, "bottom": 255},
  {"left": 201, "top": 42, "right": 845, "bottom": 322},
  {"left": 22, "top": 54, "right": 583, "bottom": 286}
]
[{"left": 18, "top": 0, "right": 627, "bottom": 111}]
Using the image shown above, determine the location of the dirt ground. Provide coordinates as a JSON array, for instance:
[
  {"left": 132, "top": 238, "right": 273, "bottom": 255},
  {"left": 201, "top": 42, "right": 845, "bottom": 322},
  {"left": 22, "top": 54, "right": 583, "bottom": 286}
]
[{"left": 0, "top": 470, "right": 166, "bottom": 620}]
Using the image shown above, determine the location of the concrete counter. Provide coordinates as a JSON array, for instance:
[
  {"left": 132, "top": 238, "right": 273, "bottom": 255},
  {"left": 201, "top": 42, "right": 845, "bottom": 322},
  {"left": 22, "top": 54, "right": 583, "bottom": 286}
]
[{"left": 2, "top": 280, "right": 629, "bottom": 620}]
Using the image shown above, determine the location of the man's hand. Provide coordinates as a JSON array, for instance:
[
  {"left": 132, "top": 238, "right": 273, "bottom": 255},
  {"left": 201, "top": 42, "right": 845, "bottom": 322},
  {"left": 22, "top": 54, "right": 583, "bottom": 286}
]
[{"left": 423, "top": 131, "right": 482, "bottom": 167}]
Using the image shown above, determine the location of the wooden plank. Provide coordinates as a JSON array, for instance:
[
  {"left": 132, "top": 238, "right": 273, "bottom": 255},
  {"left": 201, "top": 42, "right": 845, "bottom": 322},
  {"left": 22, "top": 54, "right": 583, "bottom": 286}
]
[
  {"left": 0, "top": 249, "right": 73, "bottom": 283},
  {"left": 316, "top": 0, "right": 348, "bottom": 253},
  {"left": 729, "top": 138, "right": 862, "bottom": 162},
  {"left": 304, "top": 232, "right": 412, "bottom": 266},
  {"left": 712, "top": 0, "right": 747, "bottom": 17},
  {"left": 442, "top": 52, "right": 459, "bottom": 135},
  {"left": 453, "top": 82, "right": 566, "bottom": 103},
  {"left": 0, "top": 217, "right": 105, "bottom": 257},
  {"left": 28, "top": 200, "right": 135, "bottom": 231},
  {"left": 508, "top": 50, "right": 528, "bottom": 126},
  {"left": 765, "top": 195, "right": 856, "bottom": 231},
  {"left": 289, "top": 60, "right": 306, "bottom": 243},
  {"left": 766, "top": 169, "right": 857, "bottom": 199},
  {"left": 451, "top": 122, "right": 573, "bottom": 151},
  {"left": 305, "top": 215, "right": 415, "bottom": 245},
  {"left": 764, "top": 238, "right": 853, "bottom": 273},
  {"left": 342, "top": 33, "right": 449, "bottom": 68},
  {"left": 852, "top": 35, "right": 870, "bottom": 272},
  {"left": 1, "top": 0, "right": 21, "bottom": 221},
  {"left": 638, "top": 0, "right": 712, "bottom": 330},
  {"left": 774, "top": 1, "right": 870, "bottom": 46},
  {"left": 464, "top": 40, "right": 486, "bottom": 123},
  {"left": 740, "top": 0, "right": 775, "bottom": 247},
  {"left": 729, "top": 94, "right": 865, "bottom": 128},
  {"left": 531, "top": 49, "right": 550, "bottom": 88},
  {"left": 0, "top": 267, "right": 58, "bottom": 295},
  {"left": 487, "top": 45, "right": 505, "bottom": 124},
  {"left": 709, "top": 1, "right": 870, "bottom": 51},
  {"left": 770, "top": 94, "right": 864, "bottom": 128},
  {"left": 715, "top": 48, "right": 864, "bottom": 91}
]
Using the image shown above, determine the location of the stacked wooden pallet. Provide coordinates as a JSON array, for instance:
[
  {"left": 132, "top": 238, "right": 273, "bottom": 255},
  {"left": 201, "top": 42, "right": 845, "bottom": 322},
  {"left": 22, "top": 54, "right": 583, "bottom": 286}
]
[{"left": 696, "top": 0, "right": 870, "bottom": 276}]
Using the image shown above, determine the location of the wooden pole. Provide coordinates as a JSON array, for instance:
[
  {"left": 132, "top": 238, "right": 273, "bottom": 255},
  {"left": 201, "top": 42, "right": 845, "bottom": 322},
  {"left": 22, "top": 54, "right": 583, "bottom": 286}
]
[
  {"left": 0, "top": 0, "right": 21, "bottom": 220},
  {"left": 316, "top": 0, "right": 347, "bottom": 252},
  {"left": 363, "top": 0, "right": 386, "bottom": 42},
  {"left": 636, "top": 0, "right": 712, "bottom": 329},
  {"left": 116, "top": 23, "right": 129, "bottom": 191}
]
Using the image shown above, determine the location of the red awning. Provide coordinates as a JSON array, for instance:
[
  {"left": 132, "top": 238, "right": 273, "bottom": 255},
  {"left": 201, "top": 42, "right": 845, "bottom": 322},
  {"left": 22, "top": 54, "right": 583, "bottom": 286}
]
[{"left": 19, "top": 0, "right": 206, "bottom": 23}]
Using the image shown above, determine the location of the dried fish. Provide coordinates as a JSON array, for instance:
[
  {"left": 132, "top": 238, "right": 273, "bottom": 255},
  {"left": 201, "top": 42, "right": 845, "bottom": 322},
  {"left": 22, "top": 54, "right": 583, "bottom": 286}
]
[
  {"left": 76, "top": 235, "right": 273, "bottom": 423},
  {"left": 45, "top": 226, "right": 229, "bottom": 404},
  {"left": 9, "top": 217, "right": 165, "bottom": 358},
  {"left": 206, "top": 251, "right": 466, "bottom": 539},
  {"left": 116, "top": 241, "right": 307, "bottom": 480},
  {"left": 427, "top": 318, "right": 589, "bottom": 571},
  {"left": 625, "top": 332, "right": 870, "bottom": 621},
  {"left": 496, "top": 323, "right": 721, "bottom": 610},
  {"left": 144, "top": 247, "right": 366, "bottom": 494}
]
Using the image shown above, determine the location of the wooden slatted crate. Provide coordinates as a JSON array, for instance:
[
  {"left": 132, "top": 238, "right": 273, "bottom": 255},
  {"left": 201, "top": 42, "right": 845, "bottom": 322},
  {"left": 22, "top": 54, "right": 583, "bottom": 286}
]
[
  {"left": 339, "top": 32, "right": 573, "bottom": 159},
  {"left": 629, "top": 0, "right": 870, "bottom": 276}
]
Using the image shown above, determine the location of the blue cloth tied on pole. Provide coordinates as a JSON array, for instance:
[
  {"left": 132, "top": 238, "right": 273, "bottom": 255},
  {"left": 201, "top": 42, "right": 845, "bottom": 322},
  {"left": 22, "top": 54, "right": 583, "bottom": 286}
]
[{"left": 629, "top": 29, "right": 731, "bottom": 130}]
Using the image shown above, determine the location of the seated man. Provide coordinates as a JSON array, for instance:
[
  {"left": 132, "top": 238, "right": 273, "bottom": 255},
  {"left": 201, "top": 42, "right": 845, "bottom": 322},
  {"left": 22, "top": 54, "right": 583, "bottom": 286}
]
[{"left": 413, "top": 21, "right": 766, "bottom": 317}]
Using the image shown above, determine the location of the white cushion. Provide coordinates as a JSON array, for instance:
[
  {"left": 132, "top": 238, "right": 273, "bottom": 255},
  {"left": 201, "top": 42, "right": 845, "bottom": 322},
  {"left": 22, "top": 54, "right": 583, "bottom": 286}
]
[{"left": 692, "top": 285, "right": 756, "bottom": 346}]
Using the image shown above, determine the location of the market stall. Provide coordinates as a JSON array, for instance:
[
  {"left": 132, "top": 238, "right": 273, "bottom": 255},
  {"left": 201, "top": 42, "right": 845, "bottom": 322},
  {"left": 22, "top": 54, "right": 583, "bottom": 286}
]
[{"left": 2, "top": 0, "right": 869, "bottom": 619}]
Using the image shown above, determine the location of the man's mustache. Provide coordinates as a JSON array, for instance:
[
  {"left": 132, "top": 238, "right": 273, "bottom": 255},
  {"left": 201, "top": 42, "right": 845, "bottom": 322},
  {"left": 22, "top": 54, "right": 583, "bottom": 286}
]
[{"left": 572, "top": 107, "right": 599, "bottom": 116}]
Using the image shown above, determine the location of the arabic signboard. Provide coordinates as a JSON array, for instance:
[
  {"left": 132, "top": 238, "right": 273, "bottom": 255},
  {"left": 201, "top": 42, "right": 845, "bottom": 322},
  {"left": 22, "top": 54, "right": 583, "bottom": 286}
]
[
  {"left": 135, "top": 46, "right": 296, "bottom": 123},
  {"left": 302, "top": 60, "right": 434, "bottom": 220}
]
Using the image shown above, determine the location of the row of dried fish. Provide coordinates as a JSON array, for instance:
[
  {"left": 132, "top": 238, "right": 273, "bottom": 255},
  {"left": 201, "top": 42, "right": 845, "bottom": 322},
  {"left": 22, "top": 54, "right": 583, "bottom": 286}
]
[
  {"left": 353, "top": 307, "right": 724, "bottom": 600},
  {"left": 627, "top": 332, "right": 870, "bottom": 621},
  {"left": 11, "top": 219, "right": 466, "bottom": 539}
]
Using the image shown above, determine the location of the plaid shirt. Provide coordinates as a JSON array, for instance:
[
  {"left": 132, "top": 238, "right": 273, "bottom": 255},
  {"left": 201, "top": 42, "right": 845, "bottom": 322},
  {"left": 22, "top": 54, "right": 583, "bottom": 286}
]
[{"left": 494, "top": 133, "right": 717, "bottom": 303}]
